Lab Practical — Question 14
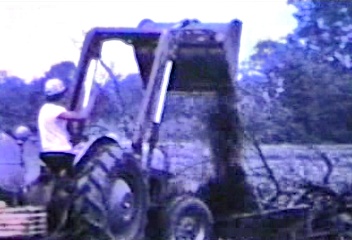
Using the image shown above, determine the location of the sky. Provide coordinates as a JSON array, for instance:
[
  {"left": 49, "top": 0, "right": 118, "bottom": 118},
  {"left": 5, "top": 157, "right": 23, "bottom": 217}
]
[{"left": 0, "top": 0, "right": 298, "bottom": 80}]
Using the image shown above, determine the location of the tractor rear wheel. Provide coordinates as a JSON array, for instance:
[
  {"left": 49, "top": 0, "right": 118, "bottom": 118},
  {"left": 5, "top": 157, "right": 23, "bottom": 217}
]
[
  {"left": 73, "top": 143, "right": 148, "bottom": 240},
  {"left": 160, "top": 195, "right": 214, "bottom": 240}
]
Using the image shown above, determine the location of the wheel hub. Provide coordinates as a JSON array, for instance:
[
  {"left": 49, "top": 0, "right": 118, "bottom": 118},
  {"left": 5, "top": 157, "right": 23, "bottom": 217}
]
[
  {"left": 108, "top": 178, "right": 136, "bottom": 232},
  {"left": 175, "top": 215, "right": 205, "bottom": 240}
]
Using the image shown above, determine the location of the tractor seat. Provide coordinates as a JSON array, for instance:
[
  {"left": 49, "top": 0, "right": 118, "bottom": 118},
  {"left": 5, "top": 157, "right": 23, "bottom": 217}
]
[{"left": 39, "top": 152, "right": 75, "bottom": 177}]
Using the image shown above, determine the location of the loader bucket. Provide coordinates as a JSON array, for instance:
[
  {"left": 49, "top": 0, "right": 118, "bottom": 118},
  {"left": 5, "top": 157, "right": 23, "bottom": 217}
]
[
  {"left": 71, "top": 19, "right": 242, "bottom": 111},
  {"left": 135, "top": 19, "right": 242, "bottom": 92}
]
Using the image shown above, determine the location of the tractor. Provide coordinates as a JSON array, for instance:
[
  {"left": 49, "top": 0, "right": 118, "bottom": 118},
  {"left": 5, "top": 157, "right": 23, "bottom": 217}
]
[
  {"left": 0, "top": 18, "right": 294, "bottom": 240},
  {"left": 66, "top": 18, "right": 260, "bottom": 240}
]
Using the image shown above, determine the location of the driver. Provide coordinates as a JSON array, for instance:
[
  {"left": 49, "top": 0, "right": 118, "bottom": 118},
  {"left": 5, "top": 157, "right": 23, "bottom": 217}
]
[{"left": 37, "top": 78, "right": 96, "bottom": 176}]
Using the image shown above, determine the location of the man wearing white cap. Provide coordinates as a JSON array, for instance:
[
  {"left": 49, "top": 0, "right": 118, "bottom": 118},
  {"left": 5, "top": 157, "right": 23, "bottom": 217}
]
[{"left": 37, "top": 78, "right": 96, "bottom": 176}]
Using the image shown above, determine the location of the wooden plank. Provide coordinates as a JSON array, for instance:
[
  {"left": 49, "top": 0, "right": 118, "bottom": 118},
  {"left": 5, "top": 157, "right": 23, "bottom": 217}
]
[
  {"left": 0, "top": 212, "right": 46, "bottom": 220},
  {"left": 0, "top": 206, "right": 46, "bottom": 212},
  {"left": 0, "top": 206, "right": 47, "bottom": 238}
]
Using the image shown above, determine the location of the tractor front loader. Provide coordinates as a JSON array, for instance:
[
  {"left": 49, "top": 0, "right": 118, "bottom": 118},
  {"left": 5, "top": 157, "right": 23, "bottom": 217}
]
[
  {"left": 0, "top": 18, "right": 263, "bottom": 240},
  {"left": 66, "top": 18, "right": 259, "bottom": 240}
]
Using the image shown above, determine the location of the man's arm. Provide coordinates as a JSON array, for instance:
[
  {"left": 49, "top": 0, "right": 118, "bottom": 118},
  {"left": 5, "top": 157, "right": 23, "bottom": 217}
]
[
  {"left": 58, "top": 83, "right": 100, "bottom": 121},
  {"left": 58, "top": 110, "right": 88, "bottom": 121}
]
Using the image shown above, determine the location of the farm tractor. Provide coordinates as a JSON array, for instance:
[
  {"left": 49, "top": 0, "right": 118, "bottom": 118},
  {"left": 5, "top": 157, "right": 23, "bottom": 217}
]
[{"left": 0, "top": 19, "right": 313, "bottom": 240}]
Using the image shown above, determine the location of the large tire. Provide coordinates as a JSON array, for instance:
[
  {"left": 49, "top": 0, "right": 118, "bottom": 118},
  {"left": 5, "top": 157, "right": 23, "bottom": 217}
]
[
  {"left": 73, "top": 143, "right": 148, "bottom": 240},
  {"left": 160, "top": 195, "right": 214, "bottom": 240}
]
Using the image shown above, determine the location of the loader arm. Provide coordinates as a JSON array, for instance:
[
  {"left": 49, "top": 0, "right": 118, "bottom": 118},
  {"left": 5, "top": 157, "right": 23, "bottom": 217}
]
[
  {"left": 131, "top": 20, "right": 196, "bottom": 155},
  {"left": 68, "top": 19, "right": 244, "bottom": 182}
]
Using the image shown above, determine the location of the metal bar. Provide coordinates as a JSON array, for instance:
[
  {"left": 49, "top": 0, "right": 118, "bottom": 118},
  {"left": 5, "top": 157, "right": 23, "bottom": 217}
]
[
  {"left": 152, "top": 60, "right": 173, "bottom": 124},
  {"left": 131, "top": 29, "right": 170, "bottom": 152},
  {"left": 132, "top": 20, "right": 194, "bottom": 151},
  {"left": 82, "top": 60, "right": 98, "bottom": 108}
]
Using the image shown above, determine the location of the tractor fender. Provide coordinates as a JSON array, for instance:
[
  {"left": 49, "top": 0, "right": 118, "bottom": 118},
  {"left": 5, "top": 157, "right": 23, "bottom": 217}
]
[
  {"left": 73, "top": 133, "right": 121, "bottom": 167},
  {"left": 73, "top": 133, "right": 170, "bottom": 174}
]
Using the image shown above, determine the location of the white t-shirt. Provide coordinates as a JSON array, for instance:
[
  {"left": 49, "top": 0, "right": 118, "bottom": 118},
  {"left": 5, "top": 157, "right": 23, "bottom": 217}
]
[{"left": 38, "top": 103, "right": 73, "bottom": 153}]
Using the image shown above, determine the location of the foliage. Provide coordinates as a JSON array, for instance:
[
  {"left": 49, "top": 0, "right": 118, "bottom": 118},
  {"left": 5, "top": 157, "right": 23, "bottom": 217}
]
[
  {"left": 238, "top": 1, "right": 352, "bottom": 143},
  {"left": 289, "top": 0, "right": 352, "bottom": 68},
  {"left": 45, "top": 61, "right": 76, "bottom": 83},
  {"left": 237, "top": 62, "right": 294, "bottom": 143},
  {"left": 86, "top": 74, "right": 144, "bottom": 138},
  {"left": 0, "top": 61, "right": 76, "bottom": 133},
  {"left": 0, "top": 76, "right": 42, "bottom": 133}
]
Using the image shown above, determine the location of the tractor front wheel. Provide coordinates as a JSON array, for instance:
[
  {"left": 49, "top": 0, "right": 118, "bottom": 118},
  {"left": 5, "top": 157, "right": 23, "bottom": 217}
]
[{"left": 160, "top": 195, "right": 214, "bottom": 240}]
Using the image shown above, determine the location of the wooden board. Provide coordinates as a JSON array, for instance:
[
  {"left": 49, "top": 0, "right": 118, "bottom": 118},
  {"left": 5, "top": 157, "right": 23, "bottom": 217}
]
[{"left": 0, "top": 205, "right": 47, "bottom": 238}]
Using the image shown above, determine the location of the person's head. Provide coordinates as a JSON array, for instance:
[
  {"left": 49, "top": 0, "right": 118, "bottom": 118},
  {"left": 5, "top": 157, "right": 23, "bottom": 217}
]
[{"left": 44, "top": 78, "right": 67, "bottom": 102}]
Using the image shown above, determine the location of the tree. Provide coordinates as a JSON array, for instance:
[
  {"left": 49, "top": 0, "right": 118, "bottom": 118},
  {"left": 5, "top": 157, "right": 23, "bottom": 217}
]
[
  {"left": 289, "top": 0, "right": 352, "bottom": 69},
  {"left": 0, "top": 61, "right": 78, "bottom": 133},
  {"left": 237, "top": 66, "right": 294, "bottom": 143},
  {"left": 44, "top": 61, "right": 76, "bottom": 83},
  {"left": 0, "top": 76, "right": 43, "bottom": 133},
  {"left": 240, "top": 34, "right": 352, "bottom": 143}
]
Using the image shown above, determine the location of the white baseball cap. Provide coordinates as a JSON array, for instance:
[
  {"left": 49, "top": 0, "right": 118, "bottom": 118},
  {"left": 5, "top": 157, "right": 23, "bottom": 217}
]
[{"left": 44, "top": 78, "right": 66, "bottom": 96}]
